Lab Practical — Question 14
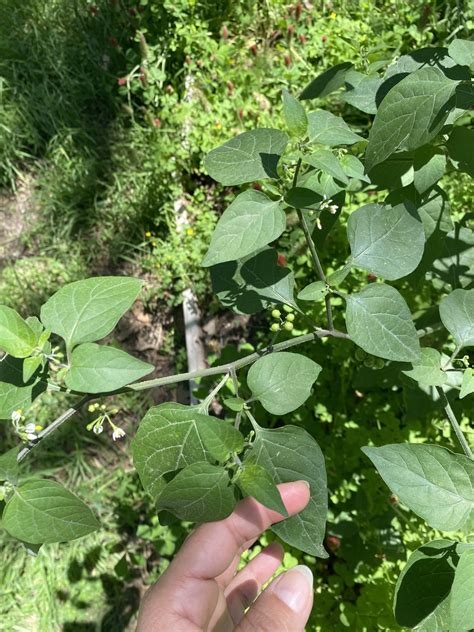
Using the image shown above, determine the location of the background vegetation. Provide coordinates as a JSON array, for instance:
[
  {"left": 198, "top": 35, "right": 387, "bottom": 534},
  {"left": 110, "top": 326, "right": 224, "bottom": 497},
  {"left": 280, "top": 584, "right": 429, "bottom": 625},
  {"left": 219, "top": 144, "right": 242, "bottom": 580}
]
[{"left": 0, "top": 0, "right": 473, "bottom": 630}]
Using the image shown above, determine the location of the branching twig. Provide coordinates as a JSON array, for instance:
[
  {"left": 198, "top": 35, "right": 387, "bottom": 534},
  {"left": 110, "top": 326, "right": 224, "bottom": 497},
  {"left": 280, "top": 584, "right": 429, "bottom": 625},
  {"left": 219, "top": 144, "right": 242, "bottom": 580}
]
[{"left": 435, "top": 385, "right": 473, "bottom": 459}]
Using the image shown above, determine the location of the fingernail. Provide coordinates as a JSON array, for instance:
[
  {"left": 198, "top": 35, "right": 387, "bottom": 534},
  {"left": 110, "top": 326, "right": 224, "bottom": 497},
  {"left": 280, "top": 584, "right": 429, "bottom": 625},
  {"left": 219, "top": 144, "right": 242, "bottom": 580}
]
[
  {"left": 299, "top": 480, "right": 310, "bottom": 489},
  {"left": 272, "top": 565, "right": 313, "bottom": 611}
]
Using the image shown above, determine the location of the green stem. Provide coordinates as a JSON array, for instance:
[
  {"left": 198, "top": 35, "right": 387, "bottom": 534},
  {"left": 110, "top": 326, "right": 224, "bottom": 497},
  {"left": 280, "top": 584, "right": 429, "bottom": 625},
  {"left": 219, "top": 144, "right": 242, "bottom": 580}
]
[
  {"left": 245, "top": 409, "right": 261, "bottom": 433},
  {"left": 435, "top": 386, "right": 473, "bottom": 459},
  {"left": 443, "top": 344, "right": 461, "bottom": 371},
  {"left": 292, "top": 158, "right": 334, "bottom": 330},
  {"left": 199, "top": 373, "right": 229, "bottom": 413},
  {"left": 127, "top": 328, "right": 348, "bottom": 393},
  {"left": 17, "top": 395, "right": 92, "bottom": 463}
]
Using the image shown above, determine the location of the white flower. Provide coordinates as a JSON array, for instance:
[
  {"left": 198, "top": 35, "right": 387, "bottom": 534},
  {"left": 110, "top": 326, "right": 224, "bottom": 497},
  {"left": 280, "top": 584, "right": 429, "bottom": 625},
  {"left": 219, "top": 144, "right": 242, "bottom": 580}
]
[
  {"left": 93, "top": 423, "right": 104, "bottom": 435},
  {"left": 26, "top": 433, "right": 37, "bottom": 441},
  {"left": 24, "top": 423, "right": 36, "bottom": 434},
  {"left": 112, "top": 427, "right": 126, "bottom": 441},
  {"left": 11, "top": 410, "right": 23, "bottom": 425}
]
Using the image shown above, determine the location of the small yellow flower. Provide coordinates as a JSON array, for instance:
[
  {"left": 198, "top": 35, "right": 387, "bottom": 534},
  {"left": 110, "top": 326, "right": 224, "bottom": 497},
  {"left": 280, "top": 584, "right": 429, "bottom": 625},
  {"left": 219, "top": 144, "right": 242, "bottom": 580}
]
[
  {"left": 330, "top": 11, "right": 337, "bottom": 19},
  {"left": 186, "top": 228, "right": 194, "bottom": 236},
  {"left": 215, "top": 122, "right": 222, "bottom": 129},
  {"left": 145, "top": 231, "right": 152, "bottom": 238},
  {"left": 35, "top": 425, "right": 43, "bottom": 432}
]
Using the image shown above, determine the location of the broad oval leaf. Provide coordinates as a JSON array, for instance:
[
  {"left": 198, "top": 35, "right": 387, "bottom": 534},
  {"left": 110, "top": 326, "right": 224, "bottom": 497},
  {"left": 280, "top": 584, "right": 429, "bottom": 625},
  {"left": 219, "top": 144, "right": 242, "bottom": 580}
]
[
  {"left": 460, "top": 369, "right": 474, "bottom": 399},
  {"left": 132, "top": 403, "right": 244, "bottom": 498},
  {"left": 297, "top": 280, "right": 328, "bottom": 302},
  {"left": 202, "top": 191, "right": 286, "bottom": 267},
  {"left": 204, "top": 128, "right": 289, "bottom": 185},
  {"left": 65, "top": 343, "right": 154, "bottom": 393},
  {"left": 0, "top": 356, "right": 46, "bottom": 420},
  {"left": 247, "top": 352, "right": 321, "bottom": 415},
  {"left": 347, "top": 202, "right": 425, "bottom": 280},
  {"left": 307, "top": 110, "right": 364, "bottom": 146},
  {"left": 366, "top": 67, "right": 457, "bottom": 171},
  {"left": 402, "top": 348, "right": 447, "bottom": 387},
  {"left": 413, "top": 147, "right": 447, "bottom": 195},
  {"left": 345, "top": 284, "right": 421, "bottom": 362},
  {"left": 450, "top": 548, "right": 474, "bottom": 632},
  {"left": 362, "top": 443, "right": 474, "bottom": 531},
  {"left": 0, "top": 446, "right": 19, "bottom": 484},
  {"left": 446, "top": 127, "right": 474, "bottom": 177},
  {"left": 2, "top": 479, "right": 99, "bottom": 544},
  {"left": 343, "top": 72, "right": 383, "bottom": 114},
  {"left": 0, "top": 306, "right": 37, "bottom": 358},
  {"left": 440, "top": 289, "right": 474, "bottom": 349},
  {"left": 394, "top": 539, "right": 459, "bottom": 628},
  {"left": 236, "top": 462, "right": 287, "bottom": 516},
  {"left": 210, "top": 248, "right": 297, "bottom": 315},
  {"left": 244, "top": 425, "right": 328, "bottom": 558},
  {"left": 157, "top": 462, "right": 236, "bottom": 523},
  {"left": 303, "top": 150, "right": 348, "bottom": 184},
  {"left": 300, "top": 62, "right": 353, "bottom": 100},
  {"left": 282, "top": 89, "right": 307, "bottom": 137},
  {"left": 40, "top": 277, "right": 143, "bottom": 349},
  {"left": 448, "top": 38, "right": 474, "bottom": 68}
]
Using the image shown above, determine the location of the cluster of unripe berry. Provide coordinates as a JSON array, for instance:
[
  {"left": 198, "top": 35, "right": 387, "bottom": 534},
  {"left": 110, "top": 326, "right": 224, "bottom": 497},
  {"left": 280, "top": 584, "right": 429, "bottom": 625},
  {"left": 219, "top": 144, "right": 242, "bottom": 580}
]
[
  {"left": 270, "top": 305, "right": 295, "bottom": 332},
  {"left": 355, "top": 348, "right": 385, "bottom": 369}
]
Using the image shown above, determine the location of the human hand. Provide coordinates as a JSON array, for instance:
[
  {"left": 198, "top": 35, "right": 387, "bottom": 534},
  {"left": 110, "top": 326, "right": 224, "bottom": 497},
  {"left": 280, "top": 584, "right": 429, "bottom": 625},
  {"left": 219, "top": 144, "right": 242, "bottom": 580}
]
[{"left": 137, "top": 481, "right": 313, "bottom": 631}]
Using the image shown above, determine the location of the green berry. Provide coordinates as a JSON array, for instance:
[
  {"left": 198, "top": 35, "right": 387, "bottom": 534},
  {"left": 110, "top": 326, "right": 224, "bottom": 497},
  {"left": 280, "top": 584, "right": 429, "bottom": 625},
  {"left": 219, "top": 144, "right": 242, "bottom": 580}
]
[
  {"left": 283, "top": 321, "right": 294, "bottom": 331},
  {"left": 364, "top": 356, "right": 375, "bottom": 368},
  {"left": 283, "top": 304, "right": 293, "bottom": 313},
  {"left": 285, "top": 313, "right": 295, "bottom": 322},
  {"left": 270, "top": 323, "right": 281, "bottom": 332},
  {"left": 271, "top": 309, "right": 281, "bottom": 319},
  {"left": 355, "top": 348, "right": 366, "bottom": 362},
  {"left": 374, "top": 358, "right": 385, "bottom": 370}
]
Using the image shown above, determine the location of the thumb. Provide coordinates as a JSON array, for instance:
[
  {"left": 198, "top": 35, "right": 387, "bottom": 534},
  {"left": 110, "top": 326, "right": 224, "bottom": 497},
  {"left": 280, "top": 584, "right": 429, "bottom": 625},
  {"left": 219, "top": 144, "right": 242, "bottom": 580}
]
[{"left": 236, "top": 565, "right": 313, "bottom": 632}]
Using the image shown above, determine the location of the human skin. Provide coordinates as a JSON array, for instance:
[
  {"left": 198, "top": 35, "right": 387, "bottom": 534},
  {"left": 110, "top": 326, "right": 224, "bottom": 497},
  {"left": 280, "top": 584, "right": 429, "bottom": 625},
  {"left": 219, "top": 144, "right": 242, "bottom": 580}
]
[{"left": 137, "top": 480, "right": 314, "bottom": 631}]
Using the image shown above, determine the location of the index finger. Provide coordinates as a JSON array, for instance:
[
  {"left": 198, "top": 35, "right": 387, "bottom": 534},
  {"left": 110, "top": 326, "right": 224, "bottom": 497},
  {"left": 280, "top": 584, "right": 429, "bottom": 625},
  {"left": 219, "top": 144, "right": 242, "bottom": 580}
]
[{"left": 170, "top": 480, "right": 310, "bottom": 581}]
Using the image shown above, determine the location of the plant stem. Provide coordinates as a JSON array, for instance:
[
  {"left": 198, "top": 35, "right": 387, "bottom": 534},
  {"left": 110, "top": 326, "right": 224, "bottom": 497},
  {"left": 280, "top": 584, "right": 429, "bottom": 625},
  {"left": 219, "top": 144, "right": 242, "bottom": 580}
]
[
  {"left": 127, "top": 328, "right": 348, "bottom": 393},
  {"left": 245, "top": 409, "right": 261, "bottom": 433},
  {"left": 443, "top": 344, "right": 461, "bottom": 370},
  {"left": 293, "top": 158, "right": 334, "bottom": 330},
  {"left": 435, "top": 385, "right": 473, "bottom": 459},
  {"left": 199, "top": 373, "right": 229, "bottom": 413},
  {"left": 17, "top": 395, "right": 92, "bottom": 463}
]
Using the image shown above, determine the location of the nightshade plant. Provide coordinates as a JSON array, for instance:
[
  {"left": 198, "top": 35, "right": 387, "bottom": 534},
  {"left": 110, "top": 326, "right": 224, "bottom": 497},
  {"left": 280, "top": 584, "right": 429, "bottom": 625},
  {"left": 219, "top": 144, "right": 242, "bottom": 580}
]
[{"left": 1, "top": 41, "right": 474, "bottom": 629}]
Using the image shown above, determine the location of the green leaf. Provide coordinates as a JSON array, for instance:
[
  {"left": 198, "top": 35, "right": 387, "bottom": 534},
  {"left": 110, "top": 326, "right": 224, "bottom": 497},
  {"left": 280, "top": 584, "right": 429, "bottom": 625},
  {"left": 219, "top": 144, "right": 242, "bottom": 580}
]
[
  {"left": 307, "top": 110, "right": 364, "bottom": 146},
  {"left": 440, "top": 289, "right": 474, "bottom": 348},
  {"left": 402, "top": 348, "right": 447, "bottom": 387},
  {"left": 297, "top": 280, "right": 328, "bottom": 302},
  {"left": 22, "top": 356, "right": 43, "bottom": 383},
  {"left": 0, "top": 306, "right": 37, "bottom": 358},
  {"left": 285, "top": 186, "right": 321, "bottom": 210},
  {"left": 416, "top": 188, "right": 453, "bottom": 239},
  {"left": 368, "top": 151, "right": 414, "bottom": 189},
  {"left": 340, "top": 154, "right": 370, "bottom": 183},
  {"left": 448, "top": 38, "right": 474, "bottom": 68},
  {"left": 460, "top": 369, "right": 474, "bottom": 399},
  {"left": 223, "top": 397, "right": 245, "bottom": 412},
  {"left": 0, "top": 356, "right": 45, "bottom": 420},
  {"left": 157, "top": 463, "right": 235, "bottom": 523},
  {"left": 204, "top": 128, "right": 289, "bottom": 185},
  {"left": 202, "top": 191, "right": 286, "bottom": 267},
  {"left": 362, "top": 444, "right": 474, "bottom": 531},
  {"left": 347, "top": 202, "right": 425, "bottom": 280},
  {"left": 40, "top": 277, "right": 142, "bottom": 349},
  {"left": 446, "top": 127, "right": 474, "bottom": 177},
  {"left": 247, "top": 352, "right": 321, "bottom": 415},
  {"left": 300, "top": 62, "right": 353, "bottom": 100},
  {"left": 450, "top": 548, "right": 474, "bottom": 631},
  {"left": 132, "top": 403, "right": 244, "bottom": 498},
  {"left": 236, "top": 463, "right": 287, "bottom": 516},
  {"left": 2, "top": 480, "right": 99, "bottom": 544},
  {"left": 413, "top": 147, "right": 447, "bottom": 195},
  {"left": 199, "top": 419, "right": 244, "bottom": 462},
  {"left": 384, "top": 47, "right": 468, "bottom": 82},
  {"left": 345, "top": 284, "right": 421, "bottom": 362},
  {"left": 282, "top": 89, "right": 307, "bottom": 137},
  {"left": 394, "top": 539, "right": 459, "bottom": 628},
  {"left": 210, "top": 248, "right": 297, "bottom": 315},
  {"left": 303, "top": 150, "right": 349, "bottom": 184},
  {"left": 0, "top": 447, "right": 19, "bottom": 484},
  {"left": 327, "top": 265, "right": 351, "bottom": 287},
  {"left": 65, "top": 343, "right": 153, "bottom": 393},
  {"left": 244, "top": 426, "right": 327, "bottom": 557},
  {"left": 366, "top": 67, "right": 457, "bottom": 171},
  {"left": 343, "top": 72, "right": 383, "bottom": 114}
]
